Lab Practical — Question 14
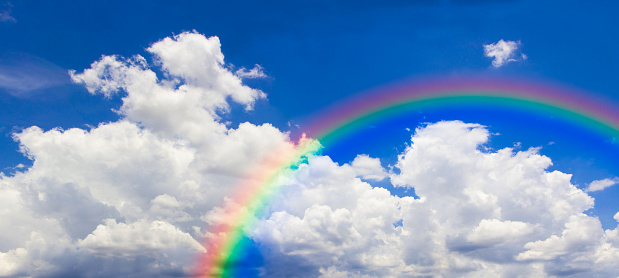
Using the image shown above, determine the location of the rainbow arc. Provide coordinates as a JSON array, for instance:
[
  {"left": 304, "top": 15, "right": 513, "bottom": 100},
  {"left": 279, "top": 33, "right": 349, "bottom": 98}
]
[{"left": 196, "top": 77, "right": 619, "bottom": 277}]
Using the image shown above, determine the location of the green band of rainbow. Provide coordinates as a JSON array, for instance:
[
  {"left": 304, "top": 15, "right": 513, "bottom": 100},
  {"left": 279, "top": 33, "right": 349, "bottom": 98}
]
[{"left": 195, "top": 77, "right": 619, "bottom": 277}]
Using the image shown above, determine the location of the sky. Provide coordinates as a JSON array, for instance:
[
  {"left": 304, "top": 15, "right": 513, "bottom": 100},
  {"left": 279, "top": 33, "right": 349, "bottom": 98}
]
[{"left": 1, "top": 0, "right": 619, "bottom": 277}]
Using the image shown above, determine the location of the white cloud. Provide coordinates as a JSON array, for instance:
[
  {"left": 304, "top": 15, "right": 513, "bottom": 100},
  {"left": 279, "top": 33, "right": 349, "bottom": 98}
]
[
  {"left": 69, "top": 32, "right": 271, "bottom": 146},
  {"left": 0, "top": 31, "right": 295, "bottom": 276},
  {"left": 586, "top": 177, "right": 619, "bottom": 192},
  {"left": 0, "top": 247, "right": 26, "bottom": 276},
  {"left": 78, "top": 219, "right": 205, "bottom": 257},
  {"left": 605, "top": 212, "right": 619, "bottom": 246},
  {"left": 235, "top": 64, "right": 267, "bottom": 79},
  {"left": 253, "top": 121, "right": 618, "bottom": 277},
  {"left": 351, "top": 154, "right": 388, "bottom": 181},
  {"left": 150, "top": 194, "right": 193, "bottom": 222},
  {"left": 516, "top": 214, "right": 603, "bottom": 261},
  {"left": 253, "top": 155, "right": 411, "bottom": 277},
  {"left": 465, "top": 219, "right": 535, "bottom": 246},
  {"left": 145, "top": 31, "right": 266, "bottom": 109},
  {"left": 483, "top": 39, "right": 526, "bottom": 68},
  {"left": 0, "top": 228, "right": 72, "bottom": 276}
]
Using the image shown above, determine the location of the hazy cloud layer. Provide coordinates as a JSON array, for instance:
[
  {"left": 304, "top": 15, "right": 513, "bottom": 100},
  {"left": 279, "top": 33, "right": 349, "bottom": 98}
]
[
  {"left": 0, "top": 53, "right": 69, "bottom": 95},
  {"left": 0, "top": 2, "right": 15, "bottom": 22}
]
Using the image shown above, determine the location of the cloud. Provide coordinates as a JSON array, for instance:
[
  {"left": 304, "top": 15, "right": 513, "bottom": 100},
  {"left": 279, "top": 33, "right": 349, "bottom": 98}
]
[
  {"left": 78, "top": 219, "right": 205, "bottom": 257},
  {"left": 1, "top": 31, "right": 294, "bottom": 276},
  {"left": 483, "top": 39, "right": 527, "bottom": 68},
  {"left": 2, "top": 31, "right": 618, "bottom": 277},
  {"left": 254, "top": 121, "right": 619, "bottom": 277},
  {"left": 586, "top": 177, "right": 619, "bottom": 192},
  {"left": 465, "top": 219, "right": 535, "bottom": 247},
  {"left": 516, "top": 214, "right": 603, "bottom": 261},
  {"left": 145, "top": 31, "right": 266, "bottom": 108},
  {"left": 235, "top": 64, "right": 267, "bottom": 79},
  {"left": 0, "top": 53, "right": 69, "bottom": 95},
  {"left": 351, "top": 154, "right": 388, "bottom": 181},
  {"left": 69, "top": 32, "right": 269, "bottom": 145},
  {"left": 0, "top": 2, "right": 15, "bottom": 22},
  {"left": 253, "top": 155, "right": 410, "bottom": 276}
]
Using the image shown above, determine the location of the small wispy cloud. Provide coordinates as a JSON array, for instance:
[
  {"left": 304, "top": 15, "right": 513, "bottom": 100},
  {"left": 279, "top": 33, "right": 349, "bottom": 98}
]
[
  {"left": 0, "top": 53, "right": 70, "bottom": 96},
  {"left": 0, "top": 2, "right": 16, "bottom": 22},
  {"left": 235, "top": 64, "right": 267, "bottom": 79},
  {"left": 586, "top": 177, "right": 619, "bottom": 192},
  {"left": 483, "top": 39, "right": 527, "bottom": 68}
]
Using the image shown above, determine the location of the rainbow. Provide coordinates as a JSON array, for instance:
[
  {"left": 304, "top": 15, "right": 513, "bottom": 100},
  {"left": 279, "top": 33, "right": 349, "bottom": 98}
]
[{"left": 195, "top": 77, "right": 619, "bottom": 277}]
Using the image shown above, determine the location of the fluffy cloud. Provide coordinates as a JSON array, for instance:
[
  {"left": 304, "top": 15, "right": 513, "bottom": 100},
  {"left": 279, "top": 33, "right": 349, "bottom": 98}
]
[
  {"left": 516, "top": 214, "right": 602, "bottom": 261},
  {"left": 465, "top": 219, "right": 535, "bottom": 247},
  {"left": 253, "top": 121, "right": 619, "bottom": 277},
  {"left": 351, "top": 154, "right": 388, "bottom": 181},
  {"left": 586, "top": 177, "right": 619, "bottom": 192},
  {"left": 254, "top": 155, "right": 411, "bottom": 277},
  {"left": 78, "top": 219, "right": 205, "bottom": 257},
  {"left": 483, "top": 39, "right": 527, "bottom": 68},
  {"left": 0, "top": 31, "right": 293, "bottom": 277}
]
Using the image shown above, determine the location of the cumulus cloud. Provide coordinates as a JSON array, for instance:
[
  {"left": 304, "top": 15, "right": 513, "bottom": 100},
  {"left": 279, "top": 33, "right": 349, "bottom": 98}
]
[
  {"left": 586, "top": 177, "right": 619, "bottom": 192},
  {"left": 483, "top": 39, "right": 527, "bottom": 68},
  {"left": 78, "top": 219, "right": 205, "bottom": 257},
  {"left": 465, "top": 219, "right": 535, "bottom": 247},
  {"left": 516, "top": 214, "right": 603, "bottom": 261},
  {"left": 0, "top": 31, "right": 294, "bottom": 276},
  {"left": 254, "top": 155, "right": 410, "bottom": 277},
  {"left": 351, "top": 154, "right": 388, "bottom": 181},
  {"left": 253, "top": 121, "right": 619, "bottom": 277}
]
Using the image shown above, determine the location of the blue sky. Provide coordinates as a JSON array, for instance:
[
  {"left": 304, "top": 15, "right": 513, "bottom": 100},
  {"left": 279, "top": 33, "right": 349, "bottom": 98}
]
[{"left": 1, "top": 1, "right": 619, "bottom": 277}]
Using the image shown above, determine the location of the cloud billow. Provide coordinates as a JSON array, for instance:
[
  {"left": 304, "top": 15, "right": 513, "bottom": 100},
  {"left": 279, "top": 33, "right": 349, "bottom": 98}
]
[
  {"left": 255, "top": 121, "right": 619, "bottom": 277},
  {"left": 1, "top": 31, "right": 289, "bottom": 277}
]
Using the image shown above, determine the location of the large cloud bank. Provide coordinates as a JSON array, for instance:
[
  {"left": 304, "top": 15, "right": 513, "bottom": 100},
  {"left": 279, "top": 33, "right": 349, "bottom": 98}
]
[
  {"left": 0, "top": 31, "right": 618, "bottom": 277},
  {"left": 256, "top": 122, "right": 619, "bottom": 277}
]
